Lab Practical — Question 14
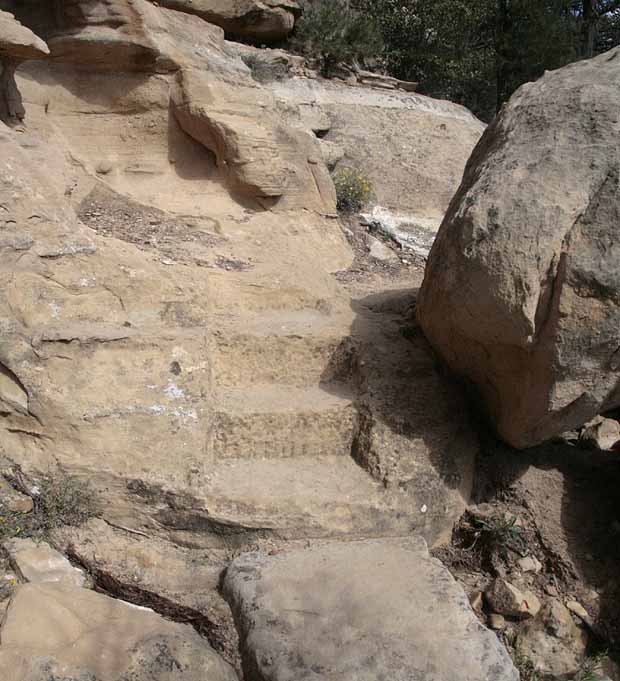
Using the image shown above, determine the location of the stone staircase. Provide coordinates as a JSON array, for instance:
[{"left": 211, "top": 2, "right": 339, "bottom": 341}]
[
  {"left": 186, "top": 243, "right": 481, "bottom": 548},
  {"left": 201, "top": 293, "right": 424, "bottom": 541}
]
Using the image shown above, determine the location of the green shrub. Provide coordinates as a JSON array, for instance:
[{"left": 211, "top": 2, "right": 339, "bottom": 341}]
[
  {"left": 511, "top": 653, "right": 541, "bottom": 681},
  {"left": 290, "top": 0, "right": 383, "bottom": 77},
  {"left": 332, "top": 167, "right": 373, "bottom": 213},
  {"left": 35, "top": 472, "right": 98, "bottom": 532},
  {"left": 0, "top": 471, "right": 97, "bottom": 540}
]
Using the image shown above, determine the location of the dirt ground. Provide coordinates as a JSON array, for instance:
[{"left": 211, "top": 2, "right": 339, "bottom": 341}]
[{"left": 432, "top": 427, "right": 620, "bottom": 679}]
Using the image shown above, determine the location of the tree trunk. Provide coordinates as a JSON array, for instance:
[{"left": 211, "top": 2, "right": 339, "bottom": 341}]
[
  {"left": 495, "top": 0, "right": 510, "bottom": 112},
  {"left": 581, "top": 0, "right": 598, "bottom": 57}
]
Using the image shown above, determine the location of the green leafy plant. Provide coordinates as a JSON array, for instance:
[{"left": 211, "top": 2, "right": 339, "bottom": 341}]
[
  {"left": 35, "top": 473, "right": 98, "bottom": 532},
  {"left": 513, "top": 655, "right": 542, "bottom": 681},
  {"left": 476, "top": 512, "right": 527, "bottom": 556},
  {"left": 290, "top": 0, "right": 383, "bottom": 77},
  {"left": 572, "top": 650, "right": 608, "bottom": 681}
]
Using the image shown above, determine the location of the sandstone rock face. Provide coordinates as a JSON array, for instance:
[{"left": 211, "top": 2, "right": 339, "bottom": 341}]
[
  {"left": 0, "top": 10, "right": 48, "bottom": 122},
  {"left": 172, "top": 66, "right": 335, "bottom": 208},
  {"left": 0, "top": 0, "right": 481, "bottom": 637},
  {"left": 418, "top": 48, "right": 620, "bottom": 447},
  {"left": 0, "top": 9, "right": 49, "bottom": 59},
  {"left": 153, "top": 0, "right": 300, "bottom": 43},
  {"left": 46, "top": 0, "right": 169, "bottom": 71},
  {"left": 0, "top": 582, "right": 238, "bottom": 681},
  {"left": 18, "top": 1, "right": 335, "bottom": 210},
  {"left": 0, "top": 67, "right": 473, "bottom": 552},
  {"left": 223, "top": 538, "right": 519, "bottom": 681},
  {"left": 266, "top": 76, "right": 485, "bottom": 256}
]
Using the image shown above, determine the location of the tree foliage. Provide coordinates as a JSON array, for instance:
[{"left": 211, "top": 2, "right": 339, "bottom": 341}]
[
  {"left": 290, "top": 0, "right": 383, "bottom": 77},
  {"left": 291, "top": 1, "right": 620, "bottom": 121},
  {"left": 353, "top": 0, "right": 620, "bottom": 121}
]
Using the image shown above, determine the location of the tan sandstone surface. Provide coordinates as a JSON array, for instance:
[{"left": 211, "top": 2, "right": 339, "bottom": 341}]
[{"left": 0, "top": 1, "right": 489, "bottom": 678}]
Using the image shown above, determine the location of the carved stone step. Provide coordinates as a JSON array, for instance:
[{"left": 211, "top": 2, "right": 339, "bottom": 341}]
[{"left": 213, "top": 385, "right": 356, "bottom": 459}]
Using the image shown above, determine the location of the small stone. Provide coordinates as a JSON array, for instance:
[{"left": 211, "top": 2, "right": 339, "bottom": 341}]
[
  {"left": 566, "top": 600, "right": 592, "bottom": 626},
  {"left": 367, "top": 235, "right": 397, "bottom": 262},
  {"left": 95, "top": 160, "right": 114, "bottom": 175},
  {"left": 5, "top": 493, "right": 33, "bottom": 514},
  {"left": 517, "top": 556, "right": 543, "bottom": 574},
  {"left": 486, "top": 578, "right": 541, "bottom": 619},
  {"left": 580, "top": 416, "right": 620, "bottom": 451},
  {"left": 545, "top": 583, "right": 559, "bottom": 597},
  {"left": 469, "top": 590, "right": 484, "bottom": 613},
  {"left": 488, "top": 613, "right": 506, "bottom": 630}
]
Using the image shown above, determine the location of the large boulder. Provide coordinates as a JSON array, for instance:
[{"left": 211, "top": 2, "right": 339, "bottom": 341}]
[
  {"left": 223, "top": 538, "right": 519, "bottom": 681},
  {"left": 152, "top": 0, "right": 300, "bottom": 43},
  {"left": 417, "top": 48, "right": 620, "bottom": 448}
]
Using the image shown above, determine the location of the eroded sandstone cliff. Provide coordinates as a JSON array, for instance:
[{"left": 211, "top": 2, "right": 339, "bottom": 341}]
[{"left": 0, "top": 2, "right": 496, "bottom": 679}]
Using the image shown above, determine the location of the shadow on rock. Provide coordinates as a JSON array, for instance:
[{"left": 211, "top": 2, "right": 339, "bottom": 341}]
[{"left": 321, "top": 287, "right": 480, "bottom": 546}]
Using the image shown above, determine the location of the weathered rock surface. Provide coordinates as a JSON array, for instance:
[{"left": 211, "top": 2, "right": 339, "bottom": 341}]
[
  {"left": 418, "top": 48, "right": 620, "bottom": 447},
  {"left": 58, "top": 518, "right": 240, "bottom": 666},
  {"left": 25, "top": 1, "right": 335, "bottom": 210},
  {"left": 223, "top": 538, "right": 519, "bottom": 681},
  {"left": 0, "top": 478, "right": 33, "bottom": 513},
  {"left": 0, "top": 582, "right": 238, "bottom": 681},
  {"left": 266, "top": 76, "right": 485, "bottom": 252},
  {"left": 5, "top": 28, "right": 477, "bottom": 552},
  {"left": 45, "top": 0, "right": 164, "bottom": 71},
  {"left": 0, "top": 0, "right": 481, "bottom": 582},
  {"left": 172, "top": 66, "right": 335, "bottom": 209},
  {"left": 516, "top": 599, "right": 588, "bottom": 679},
  {"left": 153, "top": 0, "right": 300, "bottom": 43},
  {"left": 0, "top": 6, "right": 497, "bottom": 678}
]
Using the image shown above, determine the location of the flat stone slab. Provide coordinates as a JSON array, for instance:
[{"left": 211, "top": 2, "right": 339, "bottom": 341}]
[
  {"left": 0, "top": 582, "right": 238, "bottom": 681},
  {"left": 3, "top": 537, "right": 86, "bottom": 587},
  {"left": 223, "top": 537, "right": 518, "bottom": 681}
]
